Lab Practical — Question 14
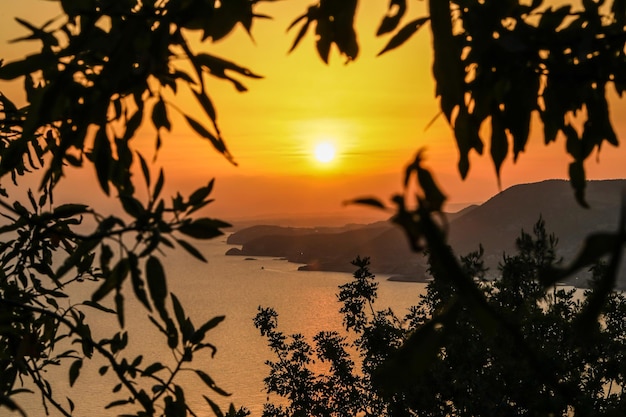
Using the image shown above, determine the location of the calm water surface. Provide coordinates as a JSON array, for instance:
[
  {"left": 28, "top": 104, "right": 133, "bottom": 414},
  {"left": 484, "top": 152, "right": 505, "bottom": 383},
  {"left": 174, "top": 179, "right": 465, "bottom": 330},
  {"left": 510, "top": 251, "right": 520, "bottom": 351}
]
[{"left": 16, "top": 237, "right": 426, "bottom": 417}]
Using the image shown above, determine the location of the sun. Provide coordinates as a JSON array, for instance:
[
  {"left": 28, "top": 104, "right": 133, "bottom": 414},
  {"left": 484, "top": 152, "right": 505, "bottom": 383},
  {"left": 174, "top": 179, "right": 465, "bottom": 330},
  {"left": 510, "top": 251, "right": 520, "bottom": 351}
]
[{"left": 314, "top": 142, "right": 336, "bottom": 163}]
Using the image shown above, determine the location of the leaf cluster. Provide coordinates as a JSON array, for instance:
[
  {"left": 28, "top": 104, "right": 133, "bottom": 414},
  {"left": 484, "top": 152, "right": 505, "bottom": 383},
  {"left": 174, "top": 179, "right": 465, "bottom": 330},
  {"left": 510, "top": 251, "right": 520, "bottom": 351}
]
[
  {"left": 289, "top": 0, "right": 626, "bottom": 204},
  {"left": 258, "top": 154, "right": 626, "bottom": 416},
  {"left": 0, "top": 1, "right": 274, "bottom": 415},
  {"left": 287, "top": 0, "right": 359, "bottom": 64},
  {"left": 0, "top": 170, "right": 244, "bottom": 416},
  {"left": 256, "top": 222, "right": 626, "bottom": 417},
  {"left": 431, "top": 0, "right": 626, "bottom": 205},
  {"left": 0, "top": 0, "right": 269, "bottom": 198}
]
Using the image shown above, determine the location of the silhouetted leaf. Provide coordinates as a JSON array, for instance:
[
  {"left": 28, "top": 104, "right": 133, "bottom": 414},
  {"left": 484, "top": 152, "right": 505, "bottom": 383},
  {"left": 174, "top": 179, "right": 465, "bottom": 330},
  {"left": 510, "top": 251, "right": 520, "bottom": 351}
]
[
  {"left": 105, "top": 399, "right": 132, "bottom": 409},
  {"left": 175, "top": 238, "right": 207, "bottom": 262},
  {"left": 315, "top": 18, "right": 332, "bottom": 64},
  {"left": 564, "top": 123, "right": 581, "bottom": 160},
  {"left": 569, "top": 161, "right": 588, "bottom": 208},
  {"left": 191, "top": 316, "right": 225, "bottom": 344},
  {"left": 506, "top": 73, "right": 538, "bottom": 161},
  {"left": 92, "top": 258, "right": 130, "bottom": 302},
  {"left": 26, "top": 189, "right": 37, "bottom": 211},
  {"left": 69, "top": 359, "right": 82, "bottom": 387},
  {"left": 196, "top": 370, "right": 231, "bottom": 396},
  {"left": 204, "top": 395, "right": 224, "bottom": 417},
  {"left": 120, "top": 195, "right": 145, "bottom": 219},
  {"left": 148, "top": 315, "right": 168, "bottom": 336},
  {"left": 417, "top": 166, "right": 446, "bottom": 212},
  {"left": 131, "top": 355, "right": 143, "bottom": 368},
  {"left": 165, "top": 317, "right": 179, "bottom": 349},
  {"left": 346, "top": 197, "right": 387, "bottom": 210},
  {"left": 67, "top": 397, "right": 74, "bottom": 413},
  {"left": 188, "top": 179, "right": 215, "bottom": 205},
  {"left": 378, "top": 17, "right": 428, "bottom": 56},
  {"left": 13, "top": 201, "right": 28, "bottom": 217},
  {"left": 171, "top": 293, "right": 186, "bottom": 337},
  {"left": 129, "top": 253, "right": 151, "bottom": 312},
  {"left": 194, "top": 53, "right": 262, "bottom": 79},
  {"left": 11, "top": 17, "right": 59, "bottom": 47},
  {"left": 331, "top": 0, "right": 359, "bottom": 61},
  {"left": 404, "top": 150, "right": 423, "bottom": 187},
  {"left": 490, "top": 113, "right": 508, "bottom": 181},
  {"left": 151, "top": 98, "right": 171, "bottom": 132},
  {"left": 377, "top": 0, "right": 407, "bottom": 36},
  {"left": 153, "top": 168, "right": 164, "bottom": 201},
  {"left": 146, "top": 256, "right": 168, "bottom": 316},
  {"left": 142, "top": 362, "right": 165, "bottom": 377},
  {"left": 53, "top": 204, "right": 89, "bottom": 218},
  {"left": 92, "top": 128, "right": 112, "bottom": 195},
  {"left": 289, "top": 16, "right": 312, "bottom": 53},
  {"left": 287, "top": 11, "right": 308, "bottom": 31},
  {"left": 115, "top": 291, "right": 125, "bottom": 328},
  {"left": 184, "top": 115, "right": 234, "bottom": 162},
  {"left": 82, "top": 301, "right": 116, "bottom": 314},
  {"left": 193, "top": 90, "right": 218, "bottom": 129},
  {"left": 178, "top": 218, "right": 227, "bottom": 239},
  {"left": 137, "top": 152, "right": 151, "bottom": 188},
  {"left": 56, "top": 238, "right": 99, "bottom": 280},
  {"left": 124, "top": 108, "right": 144, "bottom": 141},
  {"left": 454, "top": 109, "right": 483, "bottom": 178},
  {"left": 429, "top": 0, "right": 463, "bottom": 121}
]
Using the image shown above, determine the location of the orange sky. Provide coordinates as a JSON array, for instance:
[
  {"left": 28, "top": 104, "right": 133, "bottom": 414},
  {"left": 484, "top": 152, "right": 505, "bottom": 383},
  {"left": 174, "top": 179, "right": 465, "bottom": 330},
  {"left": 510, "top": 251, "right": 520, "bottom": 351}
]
[{"left": 2, "top": 1, "right": 626, "bottom": 223}]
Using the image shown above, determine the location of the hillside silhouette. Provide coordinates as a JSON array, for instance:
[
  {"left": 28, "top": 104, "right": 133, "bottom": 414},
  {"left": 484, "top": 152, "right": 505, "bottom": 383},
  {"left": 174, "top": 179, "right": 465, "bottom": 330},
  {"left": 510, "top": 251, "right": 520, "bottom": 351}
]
[{"left": 226, "top": 180, "right": 626, "bottom": 287}]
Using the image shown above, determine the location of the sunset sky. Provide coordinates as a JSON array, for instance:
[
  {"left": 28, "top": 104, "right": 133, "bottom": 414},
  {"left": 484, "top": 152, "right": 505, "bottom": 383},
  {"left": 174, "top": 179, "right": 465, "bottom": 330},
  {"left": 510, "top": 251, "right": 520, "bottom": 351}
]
[{"left": 2, "top": 0, "right": 626, "bottom": 223}]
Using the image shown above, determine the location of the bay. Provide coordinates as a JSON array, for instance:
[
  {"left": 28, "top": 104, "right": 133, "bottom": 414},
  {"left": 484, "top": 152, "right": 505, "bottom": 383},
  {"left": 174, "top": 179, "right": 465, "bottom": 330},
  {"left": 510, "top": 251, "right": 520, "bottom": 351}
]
[{"left": 14, "top": 236, "right": 426, "bottom": 417}]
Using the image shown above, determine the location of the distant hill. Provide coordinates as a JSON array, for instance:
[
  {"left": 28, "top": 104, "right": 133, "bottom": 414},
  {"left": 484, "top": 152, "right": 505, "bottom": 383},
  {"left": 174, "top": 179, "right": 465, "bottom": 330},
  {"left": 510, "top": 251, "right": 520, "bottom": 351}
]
[
  {"left": 226, "top": 180, "right": 626, "bottom": 287},
  {"left": 448, "top": 179, "right": 625, "bottom": 266}
]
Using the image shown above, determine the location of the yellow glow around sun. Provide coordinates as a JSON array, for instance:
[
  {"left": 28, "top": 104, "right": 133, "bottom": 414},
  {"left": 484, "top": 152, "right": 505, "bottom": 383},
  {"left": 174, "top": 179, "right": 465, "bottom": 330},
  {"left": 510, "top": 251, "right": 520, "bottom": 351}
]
[{"left": 314, "top": 142, "right": 336, "bottom": 163}]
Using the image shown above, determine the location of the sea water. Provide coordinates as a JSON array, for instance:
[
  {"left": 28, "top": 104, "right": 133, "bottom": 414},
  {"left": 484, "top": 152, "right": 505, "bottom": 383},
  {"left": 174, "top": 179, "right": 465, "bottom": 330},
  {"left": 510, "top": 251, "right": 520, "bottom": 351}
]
[{"left": 13, "top": 236, "right": 425, "bottom": 417}]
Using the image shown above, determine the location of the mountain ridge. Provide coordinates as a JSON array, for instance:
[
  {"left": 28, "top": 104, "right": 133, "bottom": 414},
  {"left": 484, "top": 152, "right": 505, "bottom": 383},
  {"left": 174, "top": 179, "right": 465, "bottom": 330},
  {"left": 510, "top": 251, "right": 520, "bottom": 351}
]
[{"left": 226, "top": 179, "right": 626, "bottom": 287}]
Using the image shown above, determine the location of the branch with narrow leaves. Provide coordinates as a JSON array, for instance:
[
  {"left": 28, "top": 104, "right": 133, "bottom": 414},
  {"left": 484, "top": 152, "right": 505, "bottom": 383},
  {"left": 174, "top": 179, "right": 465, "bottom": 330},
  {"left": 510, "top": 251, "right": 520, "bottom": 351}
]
[{"left": 351, "top": 152, "right": 626, "bottom": 416}]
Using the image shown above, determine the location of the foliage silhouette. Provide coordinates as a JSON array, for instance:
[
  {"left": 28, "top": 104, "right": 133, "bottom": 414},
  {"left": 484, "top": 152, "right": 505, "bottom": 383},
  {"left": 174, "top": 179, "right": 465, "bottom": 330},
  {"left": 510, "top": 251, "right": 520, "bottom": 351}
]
[
  {"left": 0, "top": 0, "right": 273, "bottom": 415},
  {"left": 291, "top": 0, "right": 626, "bottom": 205},
  {"left": 283, "top": 2, "right": 626, "bottom": 410},
  {"left": 256, "top": 220, "right": 626, "bottom": 417},
  {"left": 336, "top": 153, "right": 626, "bottom": 416}
]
